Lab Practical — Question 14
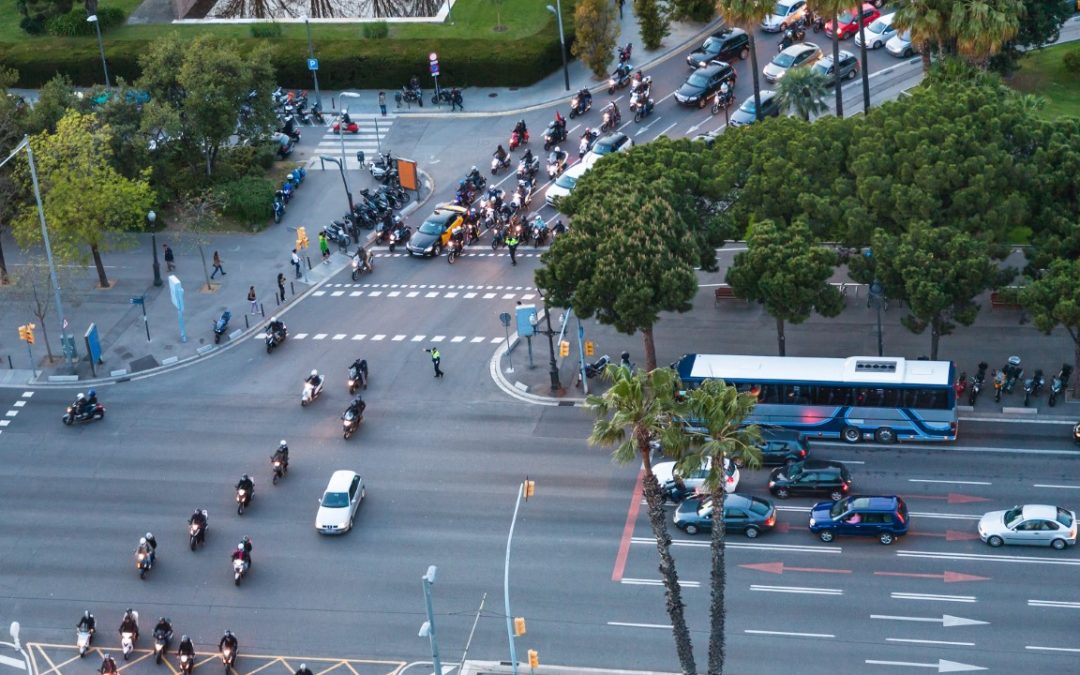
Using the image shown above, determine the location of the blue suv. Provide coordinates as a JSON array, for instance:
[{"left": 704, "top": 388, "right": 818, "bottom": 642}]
[{"left": 809, "top": 495, "right": 908, "bottom": 545}]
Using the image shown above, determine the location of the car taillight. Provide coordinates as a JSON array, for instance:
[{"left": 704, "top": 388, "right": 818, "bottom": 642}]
[
  {"left": 842, "top": 483, "right": 850, "bottom": 492},
  {"left": 765, "top": 514, "right": 776, "bottom": 527},
  {"left": 798, "top": 449, "right": 807, "bottom": 457}
]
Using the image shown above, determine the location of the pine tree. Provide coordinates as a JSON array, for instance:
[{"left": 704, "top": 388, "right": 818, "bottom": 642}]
[{"left": 634, "top": 0, "right": 670, "bottom": 50}]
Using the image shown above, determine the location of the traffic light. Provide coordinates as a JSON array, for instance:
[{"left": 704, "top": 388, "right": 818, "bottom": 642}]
[
  {"left": 585, "top": 340, "right": 595, "bottom": 357},
  {"left": 527, "top": 650, "right": 539, "bottom": 669},
  {"left": 559, "top": 340, "right": 570, "bottom": 357},
  {"left": 18, "top": 323, "right": 34, "bottom": 345},
  {"left": 296, "top": 226, "right": 309, "bottom": 250},
  {"left": 514, "top": 617, "right": 526, "bottom": 636},
  {"left": 524, "top": 479, "right": 535, "bottom": 500}
]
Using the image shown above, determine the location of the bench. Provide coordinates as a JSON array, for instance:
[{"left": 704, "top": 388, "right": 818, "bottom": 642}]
[
  {"left": 714, "top": 286, "right": 746, "bottom": 306},
  {"left": 990, "top": 290, "right": 1022, "bottom": 310}
]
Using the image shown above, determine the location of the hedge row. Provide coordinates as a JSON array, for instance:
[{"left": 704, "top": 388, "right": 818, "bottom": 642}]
[{"left": 1, "top": 28, "right": 571, "bottom": 89}]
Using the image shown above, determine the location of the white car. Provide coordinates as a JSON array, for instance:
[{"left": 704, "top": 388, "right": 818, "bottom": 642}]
[
  {"left": 583, "top": 132, "right": 633, "bottom": 167},
  {"left": 978, "top": 504, "right": 1077, "bottom": 550},
  {"left": 315, "top": 470, "right": 366, "bottom": 534},
  {"left": 652, "top": 456, "right": 739, "bottom": 499},
  {"left": 886, "top": 29, "right": 917, "bottom": 58},
  {"left": 855, "top": 12, "right": 896, "bottom": 49},
  {"left": 761, "top": 0, "right": 808, "bottom": 32},
  {"left": 545, "top": 161, "right": 590, "bottom": 206}
]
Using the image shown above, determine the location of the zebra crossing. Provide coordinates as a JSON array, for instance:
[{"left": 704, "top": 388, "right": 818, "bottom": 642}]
[
  {"left": 254, "top": 331, "right": 506, "bottom": 344},
  {"left": 372, "top": 249, "right": 549, "bottom": 258},
  {"left": 311, "top": 282, "right": 539, "bottom": 302},
  {"left": 308, "top": 114, "right": 394, "bottom": 171}
]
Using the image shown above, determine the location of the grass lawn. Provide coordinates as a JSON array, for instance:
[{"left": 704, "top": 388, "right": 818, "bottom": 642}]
[
  {"left": 0, "top": 0, "right": 554, "bottom": 43},
  {"left": 1006, "top": 42, "right": 1080, "bottom": 120}
]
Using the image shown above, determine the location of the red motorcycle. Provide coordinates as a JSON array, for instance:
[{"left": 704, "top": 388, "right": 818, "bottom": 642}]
[
  {"left": 332, "top": 114, "right": 359, "bottom": 134},
  {"left": 508, "top": 129, "right": 529, "bottom": 151}
]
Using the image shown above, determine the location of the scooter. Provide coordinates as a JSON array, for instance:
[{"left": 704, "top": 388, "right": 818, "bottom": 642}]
[
  {"left": 213, "top": 310, "right": 231, "bottom": 344},
  {"left": 569, "top": 91, "right": 592, "bottom": 118},
  {"left": 332, "top": 115, "right": 359, "bottom": 134},
  {"left": 153, "top": 629, "right": 172, "bottom": 665},
  {"left": 63, "top": 402, "right": 105, "bottom": 425},
  {"left": 543, "top": 121, "right": 567, "bottom": 151},
  {"left": 272, "top": 195, "right": 285, "bottom": 224},
  {"left": 1049, "top": 364, "right": 1072, "bottom": 407},
  {"left": 601, "top": 108, "right": 621, "bottom": 132},
  {"left": 351, "top": 253, "right": 373, "bottom": 280},
  {"left": 121, "top": 616, "right": 138, "bottom": 658},
  {"left": 608, "top": 65, "right": 633, "bottom": 94},
  {"left": 236, "top": 487, "right": 251, "bottom": 515},
  {"left": 491, "top": 153, "right": 511, "bottom": 175},
  {"left": 618, "top": 42, "right": 633, "bottom": 63},
  {"left": 348, "top": 362, "right": 368, "bottom": 394},
  {"left": 546, "top": 150, "right": 568, "bottom": 179},
  {"left": 633, "top": 97, "right": 655, "bottom": 123},
  {"left": 301, "top": 376, "right": 324, "bottom": 407},
  {"left": 189, "top": 518, "right": 206, "bottom": 551},
  {"left": 233, "top": 557, "right": 248, "bottom": 585},
  {"left": 179, "top": 653, "right": 195, "bottom": 675},
  {"left": 271, "top": 455, "right": 287, "bottom": 485},
  {"left": 1023, "top": 368, "right": 1044, "bottom": 407},
  {"left": 584, "top": 354, "right": 611, "bottom": 379},
  {"left": 76, "top": 627, "right": 93, "bottom": 657},
  {"left": 508, "top": 129, "right": 529, "bottom": 151},
  {"left": 388, "top": 223, "right": 412, "bottom": 252},
  {"left": 516, "top": 155, "right": 540, "bottom": 180},
  {"left": 368, "top": 151, "right": 396, "bottom": 182},
  {"left": 968, "top": 362, "right": 988, "bottom": 406},
  {"left": 135, "top": 550, "right": 151, "bottom": 579},
  {"left": 265, "top": 324, "right": 287, "bottom": 353},
  {"left": 342, "top": 408, "right": 362, "bottom": 440}
]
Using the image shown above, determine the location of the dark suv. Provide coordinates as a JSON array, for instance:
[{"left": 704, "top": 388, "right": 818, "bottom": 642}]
[
  {"left": 755, "top": 429, "right": 809, "bottom": 465},
  {"left": 809, "top": 495, "right": 909, "bottom": 545},
  {"left": 675, "top": 61, "right": 737, "bottom": 108},
  {"left": 686, "top": 28, "right": 751, "bottom": 69},
  {"left": 769, "top": 460, "right": 851, "bottom": 500}
]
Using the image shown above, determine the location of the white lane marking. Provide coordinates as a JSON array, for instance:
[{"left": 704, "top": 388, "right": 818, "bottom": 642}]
[
  {"left": 352, "top": 334, "right": 366, "bottom": 341},
  {"left": 1028, "top": 599, "right": 1080, "bottom": 609},
  {"left": 371, "top": 334, "right": 386, "bottom": 341},
  {"left": 387, "top": 291, "right": 400, "bottom": 297},
  {"left": 872, "top": 614, "right": 987, "bottom": 627},
  {"left": 13, "top": 400, "right": 26, "bottom": 408},
  {"left": 745, "top": 630, "right": 834, "bottom": 639},
  {"left": 607, "top": 622, "right": 671, "bottom": 630},
  {"left": 751, "top": 585, "right": 843, "bottom": 596},
  {"left": 959, "top": 416, "right": 1075, "bottom": 424},
  {"left": 451, "top": 336, "right": 466, "bottom": 343},
  {"left": 431, "top": 335, "right": 445, "bottom": 342},
  {"left": 426, "top": 291, "right": 440, "bottom": 298},
  {"left": 392, "top": 335, "right": 406, "bottom": 341},
  {"left": 483, "top": 293, "right": 497, "bottom": 299},
  {"left": 890, "top": 593, "right": 976, "bottom": 603},
  {"left": 0, "top": 654, "right": 27, "bottom": 670},
  {"left": 898, "top": 550, "right": 1080, "bottom": 566},
  {"left": 445, "top": 292, "right": 458, "bottom": 298},
  {"left": 1026, "top": 645, "right": 1080, "bottom": 653},
  {"left": 621, "top": 577, "right": 700, "bottom": 588},
  {"left": 521, "top": 294, "right": 535, "bottom": 300},
  {"left": 502, "top": 293, "right": 515, "bottom": 299},
  {"left": 656, "top": 121, "right": 678, "bottom": 137},
  {"left": 909, "top": 479, "right": 991, "bottom": 486},
  {"left": 332, "top": 334, "right": 346, "bottom": 340},
  {"left": 368, "top": 291, "right": 382, "bottom": 296},
  {"left": 294, "top": 333, "right": 308, "bottom": 339},
  {"left": 464, "top": 292, "right": 477, "bottom": 298},
  {"left": 634, "top": 115, "right": 663, "bottom": 136},
  {"left": 21, "top": 391, "right": 33, "bottom": 397},
  {"left": 632, "top": 536, "right": 840, "bottom": 554},
  {"left": 411, "top": 335, "right": 426, "bottom": 342},
  {"left": 865, "top": 658, "right": 986, "bottom": 672},
  {"left": 0, "top": 421, "right": 9, "bottom": 427},
  {"left": 330, "top": 291, "right": 344, "bottom": 297},
  {"left": 312, "top": 290, "right": 325, "bottom": 296},
  {"left": 470, "top": 337, "right": 485, "bottom": 343},
  {"left": 773, "top": 505, "right": 976, "bottom": 521},
  {"left": 1033, "top": 484, "right": 1080, "bottom": 489},
  {"left": 886, "top": 639, "right": 975, "bottom": 647},
  {"left": 313, "top": 333, "right": 327, "bottom": 340},
  {"left": 407, "top": 291, "right": 419, "bottom": 297},
  {"left": 350, "top": 291, "right": 362, "bottom": 297},
  {"left": 490, "top": 337, "right": 503, "bottom": 343}
]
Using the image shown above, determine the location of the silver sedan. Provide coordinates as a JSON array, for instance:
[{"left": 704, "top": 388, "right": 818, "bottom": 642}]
[{"left": 978, "top": 504, "right": 1077, "bottom": 550}]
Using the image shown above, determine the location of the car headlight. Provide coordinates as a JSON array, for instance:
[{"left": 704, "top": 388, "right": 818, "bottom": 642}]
[
  {"left": 768, "top": 480, "right": 775, "bottom": 487},
  {"left": 425, "top": 245, "right": 434, "bottom": 252},
  {"left": 809, "top": 517, "right": 816, "bottom": 527}
]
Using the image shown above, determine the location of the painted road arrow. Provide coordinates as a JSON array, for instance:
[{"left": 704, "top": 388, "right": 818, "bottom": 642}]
[
  {"left": 910, "top": 493, "right": 991, "bottom": 505},
  {"left": 740, "top": 562, "right": 852, "bottom": 575},
  {"left": 870, "top": 614, "right": 989, "bottom": 627},
  {"left": 866, "top": 658, "right": 986, "bottom": 672},
  {"left": 875, "top": 570, "right": 990, "bottom": 583},
  {"left": 909, "top": 530, "right": 982, "bottom": 541}
]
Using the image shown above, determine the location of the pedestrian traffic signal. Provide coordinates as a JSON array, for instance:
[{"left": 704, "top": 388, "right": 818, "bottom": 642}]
[
  {"left": 585, "top": 340, "right": 595, "bottom": 357},
  {"left": 296, "top": 226, "right": 309, "bottom": 250},
  {"left": 514, "top": 617, "right": 526, "bottom": 636},
  {"left": 18, "top": 324, "right": 34, "bottom": 345},
  {"left": 559, "top": 340, "right": 570, "bottom": 357},
  {"left": 527, "top": 650, "right": 539, "bottom": 669}
]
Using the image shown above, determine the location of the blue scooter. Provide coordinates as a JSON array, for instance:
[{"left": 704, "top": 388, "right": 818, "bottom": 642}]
[{"left": 213, "top": 310, "right": 231, "bottom": 344}]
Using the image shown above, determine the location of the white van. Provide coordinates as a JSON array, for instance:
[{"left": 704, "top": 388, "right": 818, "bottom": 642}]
[{"left": 856, "top": 12, "right": 897, "bottom": 49}]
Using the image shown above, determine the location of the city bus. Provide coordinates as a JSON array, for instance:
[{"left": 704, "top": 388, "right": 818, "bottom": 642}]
[{"left": 675, "top": 354, "right": 958, "bottom": 444}]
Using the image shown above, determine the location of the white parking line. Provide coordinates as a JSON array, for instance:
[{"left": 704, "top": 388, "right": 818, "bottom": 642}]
[
  {"left": 1026, "top": 645, "right": 1080, "bottom": 653},
  {"left": 1028, "top": 599, "right": 1080, "bottom": 609},
  {"left": 1033, "top": 484, "right": 1080, "bottom": 489}
]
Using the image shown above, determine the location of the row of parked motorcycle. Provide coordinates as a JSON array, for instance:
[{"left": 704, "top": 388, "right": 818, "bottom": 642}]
[
  {"left": 958, "top": 358, "right": 1073, "bottom": 407},
  {"left": 271, "top": 167, "right": 307, "bottom": 224}
]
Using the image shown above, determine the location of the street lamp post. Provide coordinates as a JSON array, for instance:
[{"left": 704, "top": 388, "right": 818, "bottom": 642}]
[
  {"left": 419, "top": 566, "right": 443, "bottom": 675},
  {"left": 148, "top": 211, "right": 162, "bottom": 287},
  {"left": 302, "top": 16, "right": 323, "bottom": 112},
  {"left": 86, "top": 15, "right": 111, "bottom": 88},
  {"left": 546, "top": 3, "right": 570, "bottom": 92},
  {"left": 318, "top": 155, "right": 355, "bottom": 221},
  {"left": 535, "top": 290, "right": 563, "bottom": 393},
  {"left": 869, "top": 280, "right": 885, "bottom": 357}
]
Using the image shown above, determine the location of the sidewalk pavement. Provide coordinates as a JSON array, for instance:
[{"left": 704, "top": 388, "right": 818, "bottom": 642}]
[
  {"left": 459, "top": 661, "right": 676, "bottom": 675},
  {"left": 0, "top": 169, "right": 433, "bottom": 387}
]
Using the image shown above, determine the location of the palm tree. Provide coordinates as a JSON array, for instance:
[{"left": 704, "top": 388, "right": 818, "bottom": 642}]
[
  {"left": 949, "top": 0, "right": 1023, "bottom": 66},
  {"left": 893, "top": 0, "right": 950, "bottom": 73},
  {"left": 808, "top": 0, "right": 850, "bottom": 117},
  {"left": 775, "top": 67, "right": 831, "bottom": 120},
  {"left": 588, "top": 365, "right": 699, "bottom": 674},
  {"left": 680, "top": 380, "right": 761, "bottom": 675},
  {"left": 715, "top": 0, "right": 773, "bottom": 121},
  {"left": 856, "top": 7, "right": 871, "bottom": 114}
]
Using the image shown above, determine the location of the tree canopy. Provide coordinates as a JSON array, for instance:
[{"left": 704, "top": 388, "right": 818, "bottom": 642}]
[
  {"left": 1020, "top": 259, "right": 1080, "bottom": 392},
  {"left": 571, "top": 0, "right": 619, "bottom": 78}
]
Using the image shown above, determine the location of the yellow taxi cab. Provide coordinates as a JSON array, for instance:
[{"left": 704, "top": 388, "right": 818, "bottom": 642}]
[{"left": 405, "top": 204, "right": 468, "bottom": 257}]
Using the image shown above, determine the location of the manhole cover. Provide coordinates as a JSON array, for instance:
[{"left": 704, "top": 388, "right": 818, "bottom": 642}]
[
  {"left": 129, "top": 355, "right": 159, "bottom": 372},
  {"left": 488, "top": 93, "right": 498, "bottom": 98}
]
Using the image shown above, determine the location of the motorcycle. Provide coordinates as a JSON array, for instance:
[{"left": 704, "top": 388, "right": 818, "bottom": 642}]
[
  {"left": 179, "top": 653, "right": 194, "bottom": 675},
  {"left": 491, "top": 153, "right": 511, "bottom": 175},
  {"left": 530, "top": 221, "right": 549, "bottom": 247},
  {"left": 464, "top": 171, "right": 486, "bottom": 192},
  {"left": 272, "top": 194, "right": 285, "bottom": 224},
  {"left": 569, "top": 91, "right": 592, "bottom": 118},
  {"left": 711, "top": 89, "right": 735, "bottom": 115},
  {"left": 351, "top": 253, "right": 373, "bottom": 280},
  {"left": 579, "top": 131, "right": 599, "bottom": 158},
  {"left": 233, "top": 557, "right": 248, "bottom": 585},
  {"left": 280, "top": 180, "right": 294, "bottom": 204},
  {"left": 189, "top": 519, "right": 205, "bottom": 551},
  {"left": 395, "top": 86, "right": 423, "bottom": 107},
  {"left": 968, "top": 361, "right": 988, "bottom": 406},
  {"left": 76, "top": 627, "right": 93, "bottom": 657},
  {"left": 584, "top": 354, "right": 611, "bottom": 379},
  {"left": 236, "top": 487, "right": 251, "bottom": 515},
  {"left": 517, "top": 155, "right": 540, "bottom": 180},
  {"left": 265, "top": 324, "right": 287, "bottom": 353},
  {"left": 63, "top": 402, "right": 105, "bottom": 425},
  {"left": 153, "top": 629, "right": 172, "bottom": 665},
  {"left": 213, "top": 310, "right": 231, "bottom": 344},
  {"left": 1049, "top": 364, "right": 1072, "bottom": 407},
  {"left": 490, "top": 223, "right": 508, "bottom": 250},
  {"left": 509, "top": 129, "right": 529, "bottom": 151},
  {"left": 368, "top": 151, "right": 396, "bottom": 183},
  {"left": 1023, "top": 368, "right": 1044, "bottom": 407},
  {"left": 388, "top": 223, "right": 412, "bottom": 252},
  {"left": 608, "top": 66, "right": 633, "bottom": 95},
  {"left": 332, "top": 115, "right": 359, "bottom": 134},
  {"left": 301, "top": 376, "right": 324, "bottom": 407},
  {"left": 618, "top": 42, "right": 633, "bottom": 63},
  {"left": 546, "top": 149, "right": 568, "bottom": 179},
  {"left": 601, "top": 108, "right": 621, "bottom": 132},
  {"left": 1003, "top": 356, "right": 1022, "bottom": 394},
  {"left": 543, "top": 121, "right": 567, "bottom": 151},
  {"left": 271, "top": 456, "right": 287, "bottom": 485},
  {"left": 632, "top": 96, "right": 655, "bottom": 123},
  {"left": 121, "top": 628, "right": 137, "bottom": 659},
  {"left": 289, "top": 166, "right": 306, "bottom": 186},
  {"left": 342, "top": 408, "right": 362, "bottom": 440},
  {"left": 348, "top": 362, "right": 368, "bottom": 394},
  {"left": 511, "top": 179, "right": 534, "bottom": 210}
]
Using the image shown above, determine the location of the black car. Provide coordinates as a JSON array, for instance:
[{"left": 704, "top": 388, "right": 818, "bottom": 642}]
[
  {"left": 754, "top": 429, "right": 810, "bottom": 465},
  {"left": 769, "top": 460, "right": 852, "bottom": 501},
  {"left": 404, "top": 205, "right": 467, "bottom": 257},
  {"left": 674, "top": 61, "right": 737, "bottom": 108},
  {"left": 686, "top": 28, "right": 750, "bottom": 69},
  {"left": 729, "top": 90, "right": 782, "bottom": 126},
  {"left": 674, "top": 494, "right": 777, "bottom": 537}
]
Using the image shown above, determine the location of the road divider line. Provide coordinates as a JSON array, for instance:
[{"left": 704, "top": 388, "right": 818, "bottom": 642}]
[
  {"left": 744, "top": 630, "right": 835, "bottom": 639},
  {"left": 890, "top": 592, "right": 976, "bottom": 603},
  {"left": 909, "top": 479, "right": 991, "bottom": 485},
  {"left": 750, "top": 584, "right": 843, "bottom": 596},
  {"left": 1033, "top": 483, "right": 1080, "bottom": 489},
  {"left": 898, "top": 550, "right": 1080, "bottom": 567},
  {"left": 621, "top": 577, "right": 700, "bottom": 588},
  {"left": 1026, "top": 645, "right": 1080, "bottom": 653},
  {"left": 607, "top": 621, "right": 671, "bottom": 630},
  {"left": 886, "top": 639, "right": 975, "bottom": 647},
  {"left": 866, "top": 658, "right": 986, "bottom": 672},
  {"left": 1028, "top": 599, "right": 1080, "bottom": 609},
  {"left": 632, "top": 537, "right": 841, "bottom": 554}
]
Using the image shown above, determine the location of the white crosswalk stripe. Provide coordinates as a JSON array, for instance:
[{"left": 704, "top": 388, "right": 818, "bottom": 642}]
[
  {"left": 308, "top": 114, "right": 394, "bottom": 171},
  {"left": 310, "top": 282, "right": 539, "bottom": 303},
  {"left": 255, "top": 332, "right": 506, "bottom": 344}
]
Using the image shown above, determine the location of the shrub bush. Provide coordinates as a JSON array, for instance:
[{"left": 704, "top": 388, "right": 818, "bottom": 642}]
[
  {"left": 216, "top": 144, "right": 278, "bottom": 181},
  {"left": 361, "top": 21, "right": 389, "bottom": 39},
  {"left": 19, "top": 16, "right": 47, "bottom": 35},
  {"left": 1063, "top": 49, "right": 1080, "bottom": 73},
  {"left": 250, "top": 22, "right": 283, "bottom": 38},
  {"left": 217, "top": 176, "right": 275, "bottom": 226},
  {"left": 45, "top": 7, "right": 127, "bottom": 37}
]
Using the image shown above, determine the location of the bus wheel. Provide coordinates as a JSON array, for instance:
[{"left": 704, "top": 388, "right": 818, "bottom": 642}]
[
  {"left": 842, "top": 427, "right": 862, "bottom": 443},
  {"left": 875, "top": 428, "right": 896, "bottom": 444}
]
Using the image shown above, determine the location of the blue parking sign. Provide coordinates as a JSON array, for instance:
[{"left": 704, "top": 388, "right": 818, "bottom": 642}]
[{"left": 308, "top": 58, "right": 319, "bottom": 72}]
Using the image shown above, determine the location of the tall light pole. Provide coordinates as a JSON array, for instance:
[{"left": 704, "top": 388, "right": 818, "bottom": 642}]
[
  {"left": 869, "top": 280, "right": 885, "bottom": 357},
  {"left": 302, "top": 16, "right": 323, "bottom": 112},
  {"left": 419, "top": 566, "right": 443, "bottom": 675},
  {"left": 148, "top": 211, "right": 162, "bottom": 287},
  {"left": 504, "top": 478, "right": 534, "bottom": 675},
  {"left": 535, "top": 290, "right": 562, "bottom": 393},
  {"left": 86, "top": 15, "right": 111, "bottom": 88},
  {"left": 546, "top": 3, "right": 570, "bottom": 92}
]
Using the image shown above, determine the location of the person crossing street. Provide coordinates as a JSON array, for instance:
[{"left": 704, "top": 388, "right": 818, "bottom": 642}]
[
  {"left": 425, "top": 347, "right": 443, "bottom": 378},
  {"left": 506, "top": 233, "right": 519, "bottom": 266}
]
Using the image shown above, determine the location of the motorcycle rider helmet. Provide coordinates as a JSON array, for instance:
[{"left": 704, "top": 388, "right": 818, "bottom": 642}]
[
  {"left": 126, "top": 608, "right": 133, "bottom": 615},
  {"left": 470, "top": 165, "right": 477, "bottom": 174},
  {"left": 181, "top": 636, "right": 188, "bottom": 643},
  {"left": 271, "top": 316, "right": 277, "bottom": 323},
  {"left": 242, "top": 473, "right": 250, "bottom": 481},
  {"left": 720, "top": 82, "right": 729, "bottom": 94},
  {"left": 225, "top": 630, "right": 233, "bottom": 637},
  {"left": 145, "top": 532, "right": 153, "bottom": 540},
  {"left": 84, "top": 610, "right": 92, "bottom": 619},
  {"left": 300, "top": 665, "right": 307, "bottom": 672},
  {"left": 159, "top": 617, "right": 166, "bottom": 624},
  {"left": 280, "top": 440, "right": 287, "bottom": 448},
  {"left": 139, "top": 537, "right": 147, "bottom": 546},
  {"left": 201, "top": 509, "right": 208, "bottom": 517},
  {"left": 310, "top": 369, "right": 318, "bottom": 378},
  {"left": 88, "top": 389, "right": 96, "bottom": 397},
  {"left": 1008, "top": 355, "right": 1021, "bottom": 366},
  {"left": 237, "top": 544, "right": 244, "bottom": 551},
  {"left": 76, "top": 393, "right": 85, "bottom": 401}
]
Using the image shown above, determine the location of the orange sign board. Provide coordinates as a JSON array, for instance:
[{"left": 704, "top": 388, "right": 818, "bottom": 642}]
[{"left": 397, "top": 158, "right": 418, "bottom": 191}]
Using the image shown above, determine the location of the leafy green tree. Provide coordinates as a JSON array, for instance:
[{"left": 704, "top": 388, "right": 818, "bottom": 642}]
[
  {"left": 671, "top": 0, "right": 715, "bottom": 22},
  {"left": 680, "top": 380, "right": 761, "bottom": 675},
  {"left": 893, "top": 0, "right": 952, "bottom": 72},
  {"left": 990, "top": 0, "right": 1074, "bottom": 73},
  {"left": 808, "top": 0, "right": 849, "bottom": 117},
  {"left": 775, "top": 67, "right": 830, "bottom": 120},
  {"left": 572, "top": 0, "right": 620, "bottom": 77},
  {"left": 25, "top": 74, "right": 79, "bottom": 135},
  {"left": 634, "top": 0, "right": 671, "bottom": 50},
  {"left": 862, "top": 224, "right": 1003, "bottom": 360},
  {"left": 726, "top": 219, "right": 844, "bottom": 355},
  {"left": 18, "top": 0, "right": 73, "bottom": 20},
  {"left": 949, "top": 0, "right": 1023, "bottom": 65},
  {"left": 0, "top": 67, "right": 29, "bottom": 285},
  {"left": 714, "top": 0, "right": 772, "bottom": 120},
  {"left": 1020, "top": 259, "right": 1080, "bottom": 395},
  {"left": 588, "top": 365, "right": 698, "bottom": 675},
  {"left": 10, "top": 111, "right": 154, "bottom": 287},
  {"left": 1024, "top": 118, "right": 1080, "bottom": 267},
  {"left": 536, "top": 191, "right": 700, "bottom": 372}
]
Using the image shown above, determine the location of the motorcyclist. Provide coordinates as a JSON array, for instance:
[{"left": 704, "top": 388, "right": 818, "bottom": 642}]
[
  {"left": 99, "top": 654, "right": 117, "bottom": 675},
  {"left": 154, "top": 617, "right": 173, "bottom": 640},
  {"left": 188, "top": 508, "right": 208, "bottom": 543},
  {"left": 408, "top": 75, "right": 420, "bottom": 92},
  {"left": 574, "top": 87, "right": 592, "bottom": 113},
  {"left": 236, "top": 474, "right": 254, "bottom": 502},
  {"left": 177, "top": 635, "right": 195, "bottom": 659},
  {"left": 295, "top": 664, "right": 314, "bottom": 675},
  {"left": 77, "top": 610, "right": 96, "bottom": 634},
  {"left": 272, "top": 440, "right": 289, "bottom": 473},
  {"left": 231, "top": 543, "right": 250, "bottom": 571},
  {"left": 345, "top": 395, "right": 366, "bottom": 420},
  {"left": 240, "top": 535, "right": 252, "bottom": 559},
  {"left": 493, "top": 144, "right": 508, "bottom": 162},
  {"left": 86, "top": 388, "right": 98, "bottom": 410},
  {"left": 466, "top": 165, "right": 483, "bottom": 188},
  {"left": 780, "top": 28, "right": 796, "bottom": 50},
  {"left": 144, "top": 531, "right": 157, "bottom": 565},
  {"left": 136, "top": 537, "right": 153, "bottom": 569},
  {"left": 349, "top": 358, "right": 369, "bottom": 389},
  {"left": 521, "top": 147, "right": 534, "bottom": 168},
  {"left": 73, "top": 392, "right": 87, "bottom": 418},
  {"left": 351, "top": 247, "right": 373, "bottom": 273},
  {"left": 268, "top": 316, "right": 285, "bottom": 340},
  {"left": 306, "top": 369, "right": 323, "bottom": 389},
  {"left": 553, "top": 110, "right": 566, "bottom": 136},
  {"left": 218, "top": 630, "right": 238, "bottom": 656},
  {"left": 513, "top": 119, "right": 527, "bottom": 138},
  {"left": 119, "top": 609, "right": 139, "bottom": 641},
  {"left": 614, "top": 62, "right": 632, "bottom": 81},
  {"left": 604, "top": 101, "right": 621, "bottom": 125}
]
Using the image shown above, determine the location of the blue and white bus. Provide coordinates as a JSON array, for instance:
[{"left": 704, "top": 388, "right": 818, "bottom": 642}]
[{"left": 675, "top": 354, "right": 958, "bottom": 444}]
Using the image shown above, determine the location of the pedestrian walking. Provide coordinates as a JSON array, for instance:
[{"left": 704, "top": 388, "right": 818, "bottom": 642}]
[
  {"left": 210, "top": 250, "right": 226, "bottom": 278},
  {"left": 506, "top": 233, "right": 519, "bottom": 266},
  {"left": 617, "top": 0, "right": 624, "bottom": 19},
  {"left": 378, "top": 91, "right": 387, "bottom": 117},
  {"left": 163, "top": 244, "right": 175, "bottom": 272},
  {"left": 277, "top": 273, "right": 287, "bottom": 303},
  {"left": 425, "top": 347, "right": 444, "bottom": 378},
  {"left": 450, "top": 88, "right": 464, "bottom": 112},
  {"left": 247, "top": 286, "right": 258, "bottom": 314},
  {"left": 291, "top": 249, "right": 302, "bottom": 278},
  {"left": 319, "top": 231, "right": 330, "bottom": 264}
]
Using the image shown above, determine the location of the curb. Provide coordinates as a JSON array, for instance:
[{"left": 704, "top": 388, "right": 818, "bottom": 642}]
[
  {"left": 1, "top": 169, "right": 436, "bottom": 390},
  {"left": 460, "top": 660, "right": 678, "bottom": 675},
  {"left": 488, "top": 309, "right": 587, "bottom": 406}
]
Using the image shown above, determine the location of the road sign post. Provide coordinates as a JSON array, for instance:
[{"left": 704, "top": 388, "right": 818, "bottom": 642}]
[
  {"left": 429, "top": 52, "right": 441, "bottom": 101},
  {"left": 130, "top": 296, "right": 150, "bottom": 342},
  {"left": 500, "top": 311, "right": 513, "bottom": 373}
]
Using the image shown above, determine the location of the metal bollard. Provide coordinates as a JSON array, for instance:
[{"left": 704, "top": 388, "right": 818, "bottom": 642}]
[
  {"left": 7, "top": 355, "right": 12, "bottom": 369},
  {"left": 290, "top": 282, "right": 296, "bottom": 296},
  {"left": 306, "top": 256, "right": 313, "bottom": 269},
  {"left": 260, "top": 303, "right": 266, "bottom": 317},
  {"left": 244, "top": 314, "right": 250, "bottom": 329}
]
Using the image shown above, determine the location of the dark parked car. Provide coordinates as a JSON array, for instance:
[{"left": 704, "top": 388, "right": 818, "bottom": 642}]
[
  {"left": 675, "top": 61, "right": 737, "bottom": 108},
  {"left": 674, "top": 494, "right": 777, "bottom": 537},
  {"left": 686, "top": 28, "right": 751, "bottom": 69},
  {"left": 754, "top": 429, "right": 810, "bottom": 465},
  {"left": 729, "top": 90, "right": 781, "bottom": 126},
  {"left": 769, "top": 460, "right": 852, "bottom": 500},
  {"left": 809, "top": 495, "right": 909, "bottom": 544}
]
